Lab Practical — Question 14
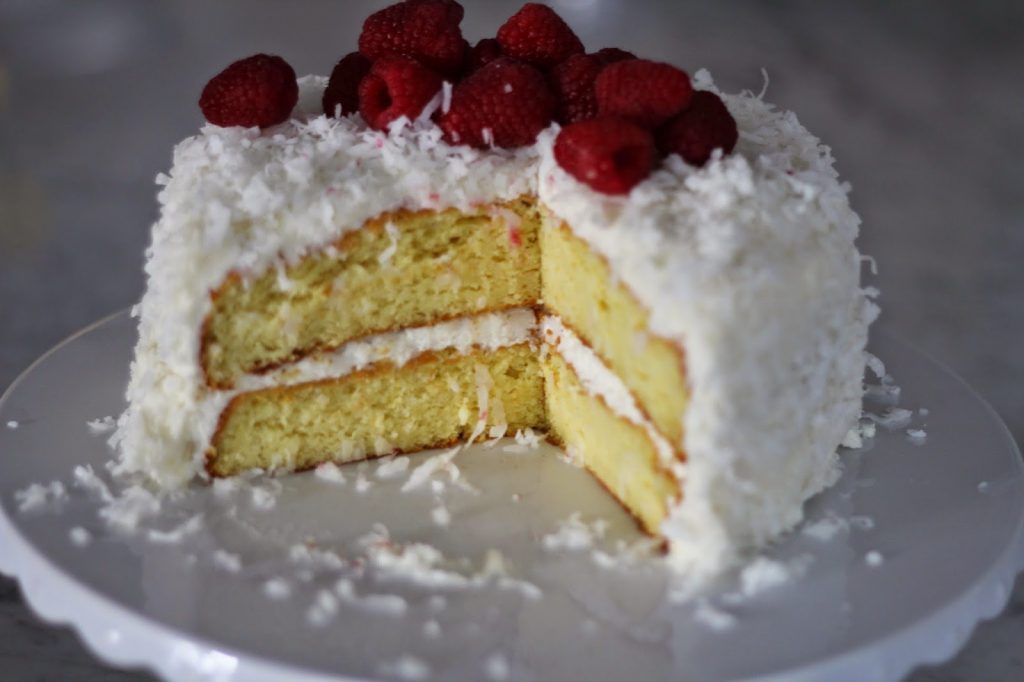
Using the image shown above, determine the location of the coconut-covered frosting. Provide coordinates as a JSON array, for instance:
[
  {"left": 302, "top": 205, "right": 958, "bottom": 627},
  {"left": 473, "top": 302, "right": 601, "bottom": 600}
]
[{"left": 114, "top": 71, "right": 875, "bottom": 579}]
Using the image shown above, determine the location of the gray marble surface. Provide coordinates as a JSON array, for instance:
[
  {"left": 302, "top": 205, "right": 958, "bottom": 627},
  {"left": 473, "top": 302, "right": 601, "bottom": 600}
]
[{"left": 0, "top": 1, "right": 1021, "bottom": 680}]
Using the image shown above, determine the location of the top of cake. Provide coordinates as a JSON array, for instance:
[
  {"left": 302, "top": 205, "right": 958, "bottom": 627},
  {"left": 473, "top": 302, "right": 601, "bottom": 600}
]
[{"left": 115, "top": 0, "right": 877, "bottom": 579}]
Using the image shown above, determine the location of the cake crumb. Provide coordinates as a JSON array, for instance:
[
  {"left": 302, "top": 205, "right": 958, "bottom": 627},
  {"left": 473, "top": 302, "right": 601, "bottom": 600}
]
[
  {"left": 263, "top": 578, "right": 292, "bottom": 600},
  {"left": 484, "top": 653, "right": 510, "bottom": 681},
  {"left": 69, "top": 527, "right": 92, "bottom": 547},
  {"left": 865, "top": 550, "right": 884, "bottom": 567},
  {"left": 378, "top": 655, "right": 430, "bottom": 681}
]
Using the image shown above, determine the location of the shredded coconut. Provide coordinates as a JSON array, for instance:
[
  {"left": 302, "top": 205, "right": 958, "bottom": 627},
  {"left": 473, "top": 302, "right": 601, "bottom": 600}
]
[
  {"left": 378, "top": 656, "right": 430, "bottom": 681},
  {"left": 376, "top": 455, "right": 411, "bottom": 479},
  {"left": 69, "top": 526, "right": 92, "bottom": 547},
  {"left": 906, "top": 428, "right": 927, "bottom": 444},
  {"left": 865, "top": 550, "right": 884, "bottom": 567},
  {"left": 314, "top": 461, "right": 347, "bottom": 484},
  {"left": 212, "top": 549, "right": 242, "bottom": 573},
  {"left": 263, "top": 578, "right": 292, "bottom": 600},
  {"left": 541, "top": 513, "right": 608, "bottom": 551},
  {"left": 86, "top": 416, "right": 117, "bottom": 435},
  {"left": 484, "top": 653, "right": 510, "bottom": 681},
  {"left": 693, "top": 599, "right": 737, "bottom": 631},
  {"left": 14, "top": 481, "right": 66, "bottom": 512}
]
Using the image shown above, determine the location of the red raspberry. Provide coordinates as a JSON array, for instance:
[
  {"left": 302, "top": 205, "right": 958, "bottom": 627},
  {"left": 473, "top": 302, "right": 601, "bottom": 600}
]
[
  {"left": 322, "top": 52, "right": 372, "bottom": 117},
  {"left": 593, "top": 47, "right": 636, "bottom": 65},
  {"left": 359, "top": 0, "right": 466, "bottom": 76},
  {"left": 439, "top": 58, "right": 555, "bottom": 148},
  {"left": 547, "top": 54, "right": 602, "bottom": 124},
  {"left": 359, "top": 56, "right": 443, "bottom": 130},
  {"left": 496, "top": 3, "right": 584, "bottom": 69},
  {"left": 657, "top": 91, "right": 738, "bottom": 166},
  {"left": 547, "top": 48, "right": 639, "bottom": 124},
  {"left": 595, "top": 59, "right": 693, "bottom": 129},
  {"left": 199, "top": 54, "right": 298, "bottom": 128},
  {"left": 554, "top": 117, "right": 656, "bottom": 195},
  {"left": 463, "top": 38, "right": 503, "bottom": 74}
]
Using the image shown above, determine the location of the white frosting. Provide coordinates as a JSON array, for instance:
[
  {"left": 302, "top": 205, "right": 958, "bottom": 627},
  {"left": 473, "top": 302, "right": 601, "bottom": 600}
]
[
  {"left": 541, "top": 315, "right": 677, "bottom": 467},
  {"left": 536, "top": 69, "right": 875, "bottom": 576},
  {"left": 115, "top": 71, "right": 874, "bottom": 581}
]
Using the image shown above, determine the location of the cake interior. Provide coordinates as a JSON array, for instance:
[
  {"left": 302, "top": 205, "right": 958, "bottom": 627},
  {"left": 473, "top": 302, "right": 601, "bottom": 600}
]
[{"left": 203, "top": 198, "right": 688, "bottom": 535}]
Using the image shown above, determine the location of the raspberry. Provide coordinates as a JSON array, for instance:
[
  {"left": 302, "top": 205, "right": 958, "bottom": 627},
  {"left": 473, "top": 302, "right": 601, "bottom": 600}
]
[
  {"left": 554, "top": 117, "right": 656, "bottom": 195},
  {"left": 496, "top": 3, "right": 584, "bottom": 69},
  {"left": 595, "top": 59, "right": 693, "bottom": 128},
  {"left": 548, "top": 47, "right": 639, "bottom": 124},
  {"left": 463, "top": 38, "right": 503, "bottom": 74},
  {"left": 359, "top": 56, "right": 443, "bottom": 130},
  {"left": 593, "top": 47, "right": 636, "bottom": 65},
  {"left": 322, "top": 52, "right": 372, "bottom": 117},
  {"left": 199, "top": 54, "right": 298, "bottom": 128},
  {"left": 657, "top": 91, "right": 738, "bottom": 166},
  {"left": 439, "top": 58, "right": 555, "bottom": 148},
  {"left": 547, "top": 54, "right": 602, "bottom": 124},
  {"left": 359, "top": 0, "right": 466, "bottom": 75}
]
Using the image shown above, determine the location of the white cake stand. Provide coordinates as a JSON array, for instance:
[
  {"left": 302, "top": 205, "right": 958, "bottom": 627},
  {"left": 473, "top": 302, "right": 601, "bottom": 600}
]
[{"left": 1, "top": 311, "right": 1022, "bottom": 682}]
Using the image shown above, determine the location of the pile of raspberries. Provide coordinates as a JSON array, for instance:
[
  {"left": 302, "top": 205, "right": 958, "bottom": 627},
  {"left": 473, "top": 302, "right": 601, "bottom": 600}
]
[{"left": 198, "top": 1, "right": 737, "bottom": 195}]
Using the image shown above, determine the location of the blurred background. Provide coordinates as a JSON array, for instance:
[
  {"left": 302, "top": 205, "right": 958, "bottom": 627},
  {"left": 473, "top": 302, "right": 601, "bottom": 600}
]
[{"left": 0, "top": 1, "right": 1021, "bottom": 680}]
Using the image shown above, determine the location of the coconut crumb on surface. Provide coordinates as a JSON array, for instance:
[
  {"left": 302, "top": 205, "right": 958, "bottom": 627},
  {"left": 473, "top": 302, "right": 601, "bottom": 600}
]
[
  {"left": 693, "top": 598, "right": 737, "bottom": 632},
  {"left": 146, "top": 514, "right": 203, "bottom": 544},
  {"left": 263, "top": 578, "right": 292, "bottom": 600},
  {"left": 739, "top": 556, "right": 809, "bottom": 597},
  {"left": 376, "top": 455, "right": 410, "bottom": 479},
  {"left": 801, "top": 513, "right": 848, "bottom": 542},
  {"left": 314, "top": 461, "right": 347, "bottom": 484},
  {"left": 484, "top": 653, "right": 510, "bottom": 681},
  {"left": 212, "top": 549, "right": 242, "bottom": 573},
  {"left": 69, "top": 526, "right": 92, "bottom": 547},
  {"left": 6, "top": 420, "right": 18, "bottom": 429},
  {"left": 14, "top": 481, "right": 66, "bottom": 512},
  {"left": 542, "top": 512, "right": 608, "bottom": 551},
  {"left": 865, "top": 550, "right": 884, "bottom": 567},
  {"left": 86, "top": 416, "right": 117, "bottom": 435},
  {"left": 422, "top": 619, "right": 441, "bottom": 638},
  {"left": 906, "top": 428, "right": 927, "bottom": 444},
  {"left": 378, "top": 655, "right": 430, "bottom": 681}
]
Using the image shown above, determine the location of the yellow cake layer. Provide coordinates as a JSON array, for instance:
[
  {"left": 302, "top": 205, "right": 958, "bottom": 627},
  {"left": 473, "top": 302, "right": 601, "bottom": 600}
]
[
  {"left": 543, "top": 352, "right": 679, "bottom": 534},
  {"left": 540, "top": 218, "right": 688, "bottom": 448},
  {"left": 208, "top": 343, "right": 545, "bottom": 477},
  {"left": 202, "top": 198, "right": 541, "bottom": 387}
]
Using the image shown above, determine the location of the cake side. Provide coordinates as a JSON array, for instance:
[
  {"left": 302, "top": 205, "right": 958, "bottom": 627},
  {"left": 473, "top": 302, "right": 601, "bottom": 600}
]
[{"left": 538, "top": 70, "right": 877, "bottom": 575}]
